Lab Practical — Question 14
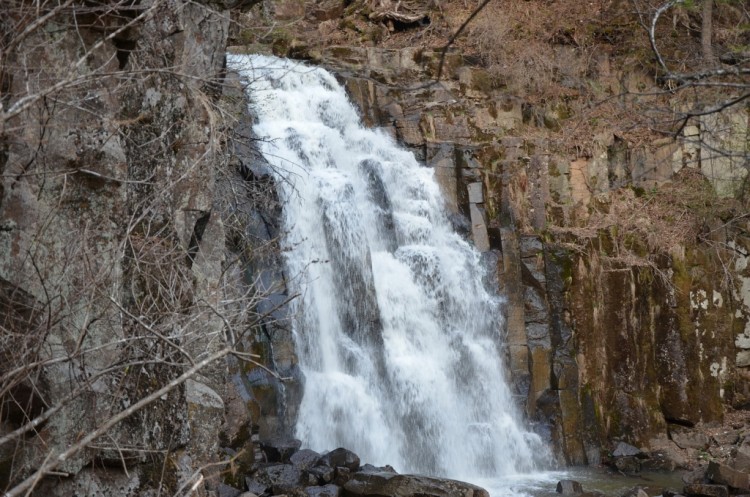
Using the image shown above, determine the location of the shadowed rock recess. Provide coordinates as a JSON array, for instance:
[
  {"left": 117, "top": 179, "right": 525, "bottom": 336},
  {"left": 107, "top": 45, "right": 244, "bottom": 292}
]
[{"left": 1, "top": 0, "right": 750, "bottom": 495}]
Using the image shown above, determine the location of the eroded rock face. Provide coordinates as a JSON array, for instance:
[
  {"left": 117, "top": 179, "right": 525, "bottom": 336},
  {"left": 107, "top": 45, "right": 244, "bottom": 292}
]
[
  {"left": 308, "top": 44, "right": 749, "bottom": 467},
  {"left": 0, "top": 0, "right": 237, "bottom": 493}
]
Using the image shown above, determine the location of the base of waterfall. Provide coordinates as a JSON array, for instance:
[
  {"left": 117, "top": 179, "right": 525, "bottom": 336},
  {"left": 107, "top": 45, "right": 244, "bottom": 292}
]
[
  {"left": 224, "top": 441, "right": 491, "bottom": 497},
  {"left": 216, "top": 438, "right": 707, "bottom": 497}
]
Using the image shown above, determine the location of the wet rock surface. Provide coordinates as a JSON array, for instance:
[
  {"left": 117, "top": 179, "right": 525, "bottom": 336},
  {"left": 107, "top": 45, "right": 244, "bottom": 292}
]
[
  {"left": 226, "top": 445, "right": 489, "bottom": 497},
  {"left": 343, "top": 472, "right": 489, "bottom": 497}
]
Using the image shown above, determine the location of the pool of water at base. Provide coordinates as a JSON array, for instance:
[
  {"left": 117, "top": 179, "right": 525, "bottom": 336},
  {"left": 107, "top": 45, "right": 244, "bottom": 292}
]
[{"left": 470, "top": 468, "right": 685, "bottom": 497}]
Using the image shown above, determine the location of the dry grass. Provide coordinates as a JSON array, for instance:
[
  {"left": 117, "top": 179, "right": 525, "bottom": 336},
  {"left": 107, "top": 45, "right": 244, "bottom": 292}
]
[{"left": 553, "top": 168, "right": 744, "bottom": 258}]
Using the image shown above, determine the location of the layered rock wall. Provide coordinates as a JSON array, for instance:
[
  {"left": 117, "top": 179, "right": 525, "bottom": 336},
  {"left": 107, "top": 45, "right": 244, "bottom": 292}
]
[
  {"left": 0, "top": 1, "right": 249, "bottom": 494},
  {"left": 300, "top": 45, "right": 750, "bottom": 466}
]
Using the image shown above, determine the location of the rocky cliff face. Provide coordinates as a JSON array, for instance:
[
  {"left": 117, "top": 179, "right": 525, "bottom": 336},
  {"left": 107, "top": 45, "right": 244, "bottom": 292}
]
[
  {"left": 0, "top": 1, "right": 241, "bottom": 494},
  {"left": 1, "top": 0, "right": 748, "bottom": 494},
  {"left": 229, "top": 19, "right": 749, "bottom": 467}
]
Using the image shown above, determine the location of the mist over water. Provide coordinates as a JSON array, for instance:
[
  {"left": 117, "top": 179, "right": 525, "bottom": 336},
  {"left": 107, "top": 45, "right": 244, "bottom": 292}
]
[{"left": 228, "top": 54, "right": 549, "bottom": 482}]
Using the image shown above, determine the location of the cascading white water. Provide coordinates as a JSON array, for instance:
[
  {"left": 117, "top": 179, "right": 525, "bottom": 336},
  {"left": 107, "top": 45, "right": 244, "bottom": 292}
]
[{"left": 228, "top": 54, "right": 549, "bottom": 482}]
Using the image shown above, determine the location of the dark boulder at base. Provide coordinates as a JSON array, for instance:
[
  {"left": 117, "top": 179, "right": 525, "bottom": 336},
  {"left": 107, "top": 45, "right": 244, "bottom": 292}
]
[
  {"left": 556, "top": 480, "right": 584, "bottom": 495},
  {"left": 615, "top": 456, "right": 641, "bottom": 474},
  {"left": 683, "top": 483, "right": 729, "bottom": 497},
  {"left": 343, "top": 471, "right": 489, "bottom": 497},
  {"left": 253, "top": 464, "right": 304, "bottom": 494},
  {"left": 260, "top": 438, "right": 303, "bottom": 463},
  {"left": 610, "top": 442, "right": 647, "bottom": 474},
  {"left": 309, "top": 465, "right": 336, "bottom": 484},
  {"left": 245, "top": 477, "right": 270, "bottom": 496},
  {"left": 319, "top": 448, "right": 361, "bottom": 472},
  {"left": 292, "top": 449, "right": 323, "bottom": 469},
  {"left": 360, "top": 464, "right": 397, "bottom": 474},
  {"left": 306, "top": 484, "right": 343, "bottom": 497},
  {"left": 218, "top": 483, "right": 243, "bottom": 497},
  {"left": 334, "top": 467, "right": 353, "bottom": 486}
]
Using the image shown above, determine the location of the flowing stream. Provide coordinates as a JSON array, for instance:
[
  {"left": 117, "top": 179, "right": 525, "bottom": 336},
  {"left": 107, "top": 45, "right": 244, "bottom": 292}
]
[{"left": 228, "top": 54, "right": 549, "bottom": 485}]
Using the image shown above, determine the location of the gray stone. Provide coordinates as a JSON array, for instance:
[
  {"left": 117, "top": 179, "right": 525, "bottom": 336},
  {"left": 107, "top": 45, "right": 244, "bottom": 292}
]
[
  {"left": 252, "top": 464, "right": 304, "bottom": 494},
  {"left": 343, "top": 472, "right": 489, "bottom": 497},
  {"left": 0, "top": 0, "right": 233, "bottom": 485},
  {"left": 468, "top": 182, "right": 484, "bottom": 204},
  {"left": 360, "top": 464, "right": 397, "bottom": 474},
  {"left": 683, "top": 484, "right": 728, "bottom": 497},
  {"left": 556, "top": 480, "right": 584, "bottom": 494},
  {"left": 306, "top": 484, "right": 342, "bottom": 497},
  {"left": 732, "top": 438, "right": 750, "bottom": 472},
  {"left": 682, "top": 466, "right": 708, "bottom": 485},
  {"left": 260, "top": 438, "right": 302, "bottom": 463},
  {"left": 520, "top": 236, "right": 544, "bottom": 258},
  {"left": 469, "top": 204, "right": 490, "bottom": 252},
  {"left": 334, "top": 467, "right": 353, "bottom": 486},
  {"left": 621, "top": 488, "right": 649, "bottom": 497},
  {"left": 612, "top": 442, "right": 644, "bottom": 458},
  {"left": 290, "top": 448, "right": 321, "bottom": 469},
  {"left": 218, "top": 483, "right": 244, "bottom": 497},
  {"left": 706, "top": 461, "right": 750, "bottom": 490},
  {"left": 713, "top": 430, "right": 741, "bottom": 446},
  {"left": 245, "top": 477, "right": 269, "bottom": 495},
  {"left": 319, "top": 448, "right": 361, "bottom": 472},
  {"left": 309, "top": 465, "right": 336, "bottom": 484},
  {"left": 615, "top": 456, "right": 641, "bottom": 474},
  {"left": 671, "top": 429, "right": 710, "bottom": 450},
  {"left": 186, "top": 379, "right": 224, "bottom": 409}
]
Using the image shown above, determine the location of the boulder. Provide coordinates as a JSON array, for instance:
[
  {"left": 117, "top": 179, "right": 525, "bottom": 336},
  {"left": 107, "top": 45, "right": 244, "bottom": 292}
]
[
  {"left": 671, "top": 429, "right": 710, "bottom": 451},
  {"left": 245, "top": 477, "right": 270, "bottom": 496},
  {"left": 218, "top": 483, "right": 244, "bottom": 497},
  {"left": 682, "top": 466, "right": 708, "bottom": 485},
  {"left": 712, "top": 430, "right": 741, "bottom": 446},
  {"left": 360, "top": 464, "right": 397, "bottom": 474},
  {"left": 320, "top": 448, "right": 361, "bottom": 472},
  {"left": 306, "top": 485, "right": 342, "bottom": 497},
  {"left": 260, "top": 438, "right": 302, "bottom": 463},
  {"left": 291, "top": 449, "right": 322, "bottom": 469},
  {"left": 732, "top": 439, "right": 750, "bottom": 472},
  {"left": 706, "top": 461, "right": 750, "bottom": 491},
  {"left": 309, "top": 465, "right": 336, "bottom": 484},
  {"left": 252, "top": 464, "right": 304, "bottom": 494},
  {"left": 621, "top": 487, "right": 648, "bottom": 497},
  {"left": 612, "top": 442, "right": 645, "bottom": 458},
  {"left": 343, "top": 471, "right": 489, "bottom": 497},
  {"left": 556, "top": 480, "right": 584, "bottom": 495},
  {"left": 683, "top": 484, "right": 728, "bottom": 497},
  {"left": 615, "top": 456, "right": 641, "bottom": 474},
  {"left": 334, "top": 467, "right": 353, "bottom": 486},
  {"left": 645, "top": 437, "right": 690, "bottom": 471}
]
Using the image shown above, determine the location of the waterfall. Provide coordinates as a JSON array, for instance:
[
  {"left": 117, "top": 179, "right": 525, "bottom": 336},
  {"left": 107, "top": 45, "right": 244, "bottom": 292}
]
[{"left": 228, "top": 54, "right": 548, "bottom": 481}]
